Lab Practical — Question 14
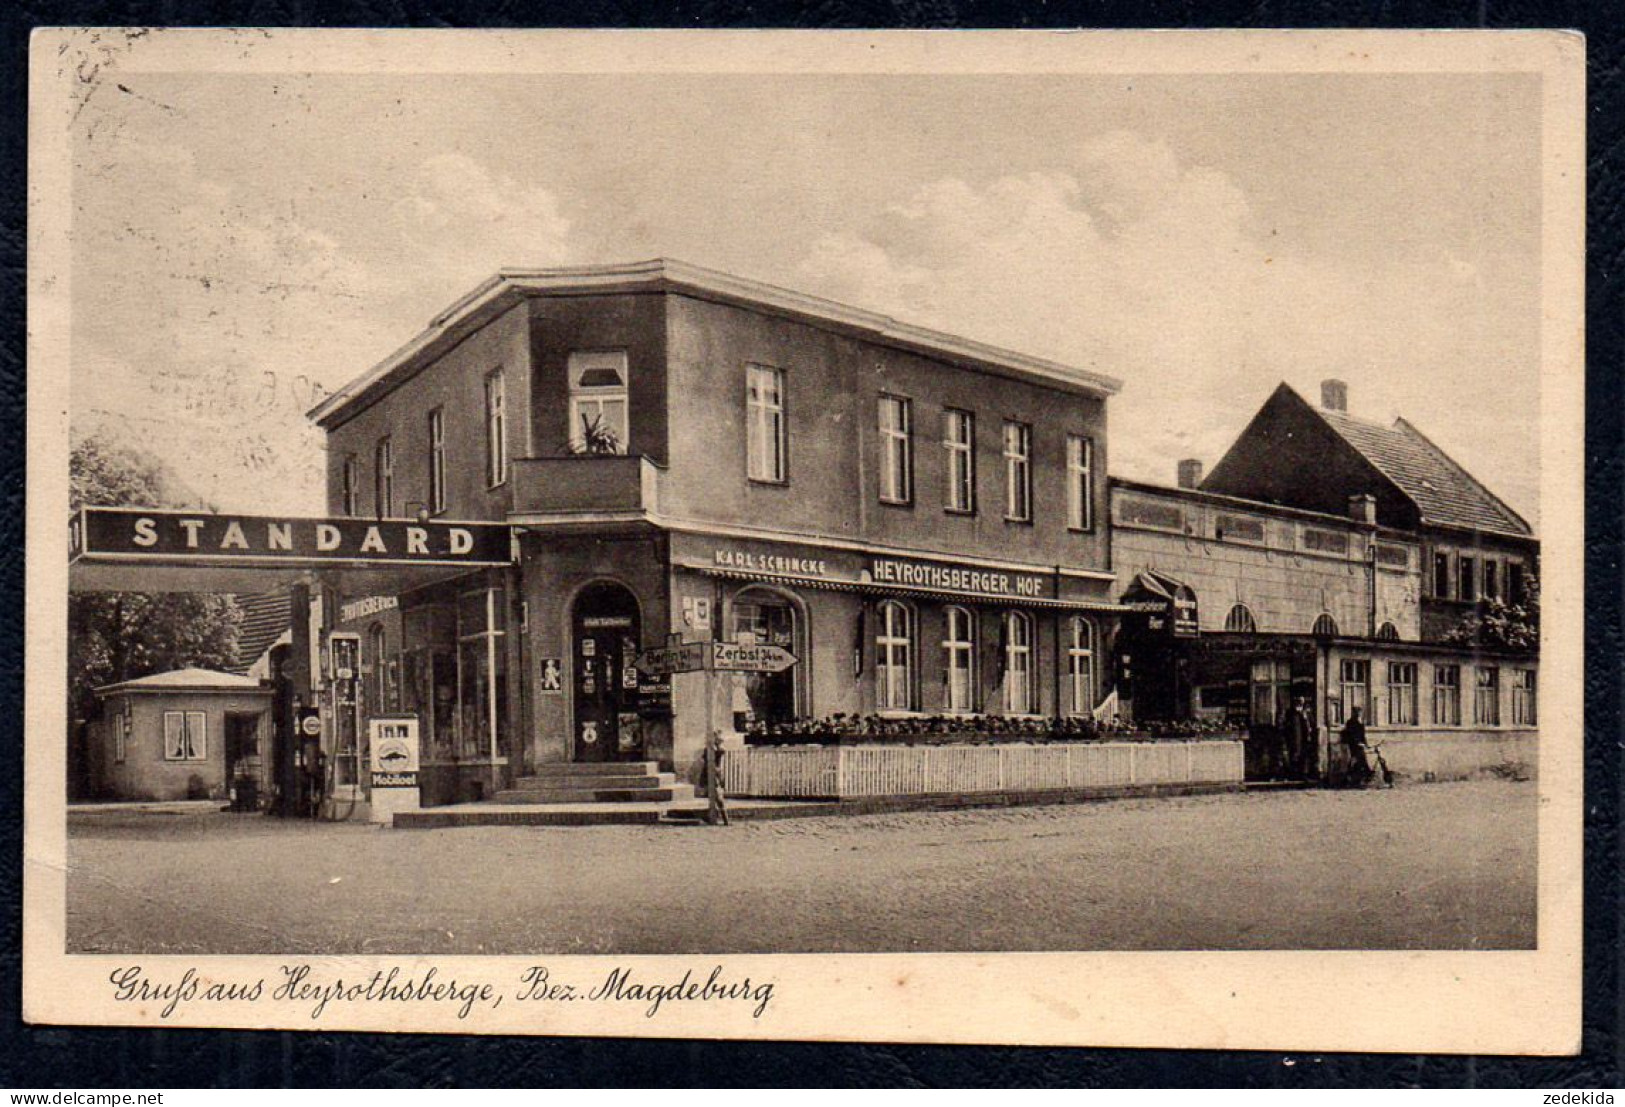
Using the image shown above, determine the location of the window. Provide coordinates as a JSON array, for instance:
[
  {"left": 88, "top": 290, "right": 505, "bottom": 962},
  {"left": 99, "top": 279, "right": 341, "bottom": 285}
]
[
  {"left": 1376, "top": 622, "right": 1400, "bottom": 641},
  {"left": 1251, "top": 660, "right": 1292, "bottom": 727},
  {"left": 1312, "top": 613, "right": 1339, "bottom": 637},
  {"left": 1336, "top": 659, "right": 1370, "bottom": 726},
  {"left": 457, "top": 585, "right": 510, "bottom": 759},
  {"left": 567, "top": 352, "right": 628, "bottom": 455},
  {"left": 484, "top": 369, "right": 509, "bottom": 482},
  {"left": 1433, "top": 550, "right": 1452, "bottom": 598},
  {"left": 162, "top": 710, "right": 207, "bottom": 761},
  {"left": 875, "top": 601, "right": 915, "bottom": 712},
  {"left": 746, "top": 365, "right": 788, "bottom": 483},
  {"left": 341, "top": 455, "right": 360, "bottom": 517},
  {"left": 1509, "top": 562, "right": 1527, "bottom": 605},
  {"left": 942, "top": 606, "right": 977, "bottom": 713},
  {"left": 1512, "top": 669, "right": 1537, "bottom": 726},
  {"left": 1066, "top": 435, "right": 1095, "bottom": 532},
  {"left": 1065, "top": 617, "right": 1096, "bottom": 716},
  {"left": 428, "top": 407, "right": 447, "bottom": 514},
  {"left": 1386, "top": 662, "right": 1418, "bottom": 726},
  {"left": 1433, "top": 664, "right": 1462, "bottom": 726},
  {"left": 878, "top": 395, "right": 913, "bottom": 504},
  {"left": 368, "top": 622, "right": 398, "bottom": 714},
  {"left": 1483, "top": 559, "right": 1499, "bottom": 600},
  {"left": 1475, "top": 666, "right": 1501, "bottom": 726},
  {"left": 1002, "top": 610, "right": 1036, "bottom": 714},
  {"left": 1224, "top": 604, "right": 1257, "bottom": 633},
  {"left": 374, "top": 437, "right": 393, "bottom": 519},
  {"left": 1459, "top": 555, "right": 1478, "bottom": 601},
  {"left": 944, "top": 409, "right": 976, "bottom": 513},
  {"left": 115, "top": 709, "right": 130, "bottom": 763},
  {"left": 1003, "top": 421, "right": 1032, "bottom": 521}
]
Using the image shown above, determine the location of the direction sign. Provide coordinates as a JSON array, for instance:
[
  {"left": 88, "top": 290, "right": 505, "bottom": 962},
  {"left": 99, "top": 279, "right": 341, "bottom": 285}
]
[
  {"left": 635, "top": 641, "right": 711, "bottom": 675},
  {"left": 711, "top": 642, "right": 798, "bottom": 673}
]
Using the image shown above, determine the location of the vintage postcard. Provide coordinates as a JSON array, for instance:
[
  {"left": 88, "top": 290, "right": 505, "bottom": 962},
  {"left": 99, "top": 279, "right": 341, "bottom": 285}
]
[{"left": 25, "top": 28, "right": 1584, "bottom": 1051}]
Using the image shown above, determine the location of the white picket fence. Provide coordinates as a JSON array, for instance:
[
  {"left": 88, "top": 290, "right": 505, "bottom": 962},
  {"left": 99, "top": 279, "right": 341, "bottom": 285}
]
[{"left": 721, "top": 739, "right": 1244, "bottom": 799}]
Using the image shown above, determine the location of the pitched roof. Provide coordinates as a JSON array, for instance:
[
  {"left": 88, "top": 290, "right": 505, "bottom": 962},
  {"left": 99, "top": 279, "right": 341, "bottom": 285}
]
[
  {"left": 231, "top": 592, "right": 292, "bottom": 675},
  {"left": 97, "top": 667, "right": 266, "bottom": 695},
  {"left": 1314, "top": 404, "right": 1532, "bottom": 537}
]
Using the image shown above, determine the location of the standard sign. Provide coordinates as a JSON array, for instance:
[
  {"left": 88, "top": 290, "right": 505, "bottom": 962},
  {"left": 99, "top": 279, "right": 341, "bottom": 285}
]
[
  {"left": 70, "top": 508, "right": 514, "bottom": 567},
  {"left": 635, "top": 641, "right": 798, "bottom": 675}
]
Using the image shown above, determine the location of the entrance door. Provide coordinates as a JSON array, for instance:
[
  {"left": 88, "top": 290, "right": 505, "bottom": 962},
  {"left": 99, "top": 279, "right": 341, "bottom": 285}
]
[
  {"left": 729, "top": 590, "right": 799, "bottom": 726},
  {"left": 571, "top": 583, "right": 642, "bottom": 762}
]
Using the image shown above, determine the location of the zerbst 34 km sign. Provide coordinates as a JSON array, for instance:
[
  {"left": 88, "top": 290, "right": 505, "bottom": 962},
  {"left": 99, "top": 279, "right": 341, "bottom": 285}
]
[{"left": 634, "top": 641, "right": 798, "bottom": 675}]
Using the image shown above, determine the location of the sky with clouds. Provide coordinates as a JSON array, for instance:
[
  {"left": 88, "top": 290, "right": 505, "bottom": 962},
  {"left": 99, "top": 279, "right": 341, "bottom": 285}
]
[{"left": 68, "top": 66, "right": 1542, "bottom": 525}]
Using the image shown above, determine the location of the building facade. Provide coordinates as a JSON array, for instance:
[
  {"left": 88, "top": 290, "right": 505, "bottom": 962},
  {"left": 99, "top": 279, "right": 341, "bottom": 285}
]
[{"left": 310, "top": 260, "right": 1130, "bottom": 801}]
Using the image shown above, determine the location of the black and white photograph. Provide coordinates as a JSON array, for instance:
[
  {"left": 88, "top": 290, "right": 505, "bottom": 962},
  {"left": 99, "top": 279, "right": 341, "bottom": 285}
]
[{"left": 25, "top": 28, "right": 1584, "bottom": 1050}]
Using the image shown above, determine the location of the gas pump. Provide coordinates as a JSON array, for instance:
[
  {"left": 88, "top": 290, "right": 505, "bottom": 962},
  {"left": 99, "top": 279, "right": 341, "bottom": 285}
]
[{"left": 325, "top": 632, "right": 363, "bottom": 818}]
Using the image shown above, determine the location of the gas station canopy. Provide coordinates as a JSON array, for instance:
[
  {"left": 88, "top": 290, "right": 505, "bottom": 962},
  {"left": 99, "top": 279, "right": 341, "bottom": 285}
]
[{"left": 69, "top": 507, "right": 516, "bottom": 594}]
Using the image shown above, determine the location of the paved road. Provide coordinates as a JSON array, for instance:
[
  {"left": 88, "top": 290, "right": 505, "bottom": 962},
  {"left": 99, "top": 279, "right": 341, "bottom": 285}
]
[{"left": 66, "top": 780, "right": 1537, "bottom": 954}]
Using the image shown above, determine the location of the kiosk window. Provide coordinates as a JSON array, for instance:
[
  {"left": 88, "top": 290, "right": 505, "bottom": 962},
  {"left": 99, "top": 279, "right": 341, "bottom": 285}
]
[{"left": 163, "top": 711, "right": 207, "bottom": 761}]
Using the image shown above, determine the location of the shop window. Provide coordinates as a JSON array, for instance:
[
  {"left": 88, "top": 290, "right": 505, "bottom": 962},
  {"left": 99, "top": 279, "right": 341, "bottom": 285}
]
[
  {"left": 1224, "top": 604, "right": 1257, "bottom": 633},
  {"left": 875, "top": 600, "right": 915, "bottom": 712},
  {"left": 485, "top": 368, "right": 509, "bottom": 481},
  {"left": 942, "top": 606, "right": 977, "bottom": 713},
  {"left": 1333, "top": 659, "right": 1370, "bottom": 726},
  {"left": 1065, "top": 616, "right": 1096, "bottom": 717},
  {"left": 457, "top": 585, "right": 510, "bottom": 760},
  {"left": 944, "top": 409, "right": 976, "bottom": 514},
  {"left": 1512, "top": 669, "right": 1537, "bottom": 726},
  {"left": 746, "top": 365, "right": 788, "bottom": 483},
  {"left": 878, "top": 395, "right": 913, "bottom": 504},
  {"left": 163, "top": 711, "right": 207, "bottom": 761},
  {"left": 1003, "top": 421, "right": 1032, "bottom": 522},
  {"left": 1433, "top": 550, "right": 1452, "bottom": 599},
  {"left": 1251, "top": 660, "right": 1291, "bottom": 727},
  {"left": 1312, "top": 613, "right": 1339, "bottom": 637},
  {"left": 1376, "top": 622, "right": 1400, "bottom": 641},
  {"left": 1002, "top": 610, "right": 1036, "bottom": 715},
  {"left": 1386, "top": 662, "right": 1418, "bottom": 726},
  {"left": 341, "top": 455, "right": 359, "bottom": 517},
  {"left": 401, "top": 604, "right": 456, "bottom": 760},
  {"left": 367, "top": 622, "right": 400, "bottom": 715},
  {"left": 1067, "top": 435, "right": 1094, "bottom": 532},
  {"left": 1474, "top": 665, "right": 1501, "bottom": 726},
  {"left": 1432, "top": 664, "right": 1462, "bottom": 726},
  {"left": 374, "top": 436, "right": 393, "bottom": 519},
  {"left": 428, "top": 407, "right": 447, "bottom": 514},
  {"left": 731, "top": 589, "right": 800, "bottom": 723},
  {"left": 567, "top": 352, "right": 627, "bottom": 455}
]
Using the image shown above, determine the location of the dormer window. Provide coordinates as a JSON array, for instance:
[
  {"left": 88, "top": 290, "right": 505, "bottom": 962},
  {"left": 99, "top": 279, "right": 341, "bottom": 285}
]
[{"left": 568, "top": 351, "right": 629, "bottom": 455}]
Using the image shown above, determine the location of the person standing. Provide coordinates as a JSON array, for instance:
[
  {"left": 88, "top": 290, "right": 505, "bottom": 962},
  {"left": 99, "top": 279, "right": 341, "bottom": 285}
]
[
  {"left": 1287, "top": 697, "right": 1314, "bottom": 780},
  {"left": 705, "top": 727, "right": 730, "bottom": 826},
  {"left": 1341, "top": 706, "right": 1371, "bottom": 786}
]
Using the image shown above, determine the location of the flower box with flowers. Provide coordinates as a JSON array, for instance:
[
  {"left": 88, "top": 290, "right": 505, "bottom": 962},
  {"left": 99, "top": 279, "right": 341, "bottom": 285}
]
[{"left": 742, "top": 713, "right": 1238, "bottom": 748}]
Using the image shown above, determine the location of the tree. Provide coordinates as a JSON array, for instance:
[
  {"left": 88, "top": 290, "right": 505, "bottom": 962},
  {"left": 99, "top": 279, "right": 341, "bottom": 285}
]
[
  {"left": 68, "top": 435, "right": 243, "bottom": 725},
  {"left": 1441, "top": 572, "right": 1540, "bottom": 652}
]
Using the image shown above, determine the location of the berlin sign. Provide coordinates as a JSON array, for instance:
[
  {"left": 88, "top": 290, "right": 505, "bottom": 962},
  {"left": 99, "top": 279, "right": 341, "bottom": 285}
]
[{"left": 634, "top": 642, "right": 711, "bottom": 675}]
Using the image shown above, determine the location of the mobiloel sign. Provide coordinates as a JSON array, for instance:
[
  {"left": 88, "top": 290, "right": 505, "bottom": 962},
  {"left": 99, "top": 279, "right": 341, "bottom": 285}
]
[{"left": 70, "top": 508, "right": 514, "bottom": 567}]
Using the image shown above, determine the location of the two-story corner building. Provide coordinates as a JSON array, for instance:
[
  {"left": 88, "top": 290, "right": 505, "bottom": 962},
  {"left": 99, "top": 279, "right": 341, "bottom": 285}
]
[
  {"left": 308, "top": 259, "right": 1130, "bottom": 802},
  {"left": 1110, "top": 381, "right": 1539, "bottom": 784}
]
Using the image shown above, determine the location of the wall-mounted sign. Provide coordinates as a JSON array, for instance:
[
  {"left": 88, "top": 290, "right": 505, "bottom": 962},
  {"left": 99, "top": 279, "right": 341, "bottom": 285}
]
[
  {"left": 681, "top": 596, "right": 712, "bottom": 631},
  {"left": 339, "top": 595, "right": 399, "bottom": 623},
  {"left": 539, "top": 658, "right": 563, "bottom": 693},
  {"left": 71, "top": 508, "right": 514, "bottom": 567},
  {"left": 869, "top": 557, "right": 1047, "bottom": 599},
  {"left": 713, "top": 548, "right": 831, "bottom": 577}
]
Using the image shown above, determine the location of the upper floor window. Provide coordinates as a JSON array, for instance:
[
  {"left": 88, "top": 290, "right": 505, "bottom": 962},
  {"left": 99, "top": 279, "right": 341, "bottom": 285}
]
[
  {"left": 1509, "top": 562, "right": 1528, "bottom": 605},
  {"left": 943, "top": 409, "right": 976, "bottom": 514},
  {"left": 1376, "top": 622, "right": 1400, "bottom": 641},
  {"left": 341, "top": 455, "right": 360, "bottom": 517},
  {"left": 428, "top": 407, "right": 447, "bottom": 514},
  {"left": 1312, "top": 613, "right": 1339, "bottom": 637},
  {"left": 1459, "top": 554, "right": 1478, "bottom": 602},
  {"left": 1003, "top": 421, "right": 1032, "bottom": 522},
  {"left": 875, "top": 600, "right": 915, "bottom": 712},
  {"left": 878, "top": 395, "right": 913, "bottom": 504},
  {"left": 1067, "top": 435, "right": 1095, "bottom": 532},
  {"left": 1432, "top": 550, "right": 1452, "bottom": 598},
  {"left": 746, "top": 364, "right": 787, "bottom": 483},
  {"left": 374, "top": 436, "right": 393, "bottom": 519},
  {"left": 567, "top": 351, "right": 628, "bottom": 456},
  {"left": 942, "top": 606, "right": 977, "bottom": 713},
  {"left": 1224, "top": 603, "right": 1257, "bottom": 633},
  {"left": 485, "top": 369, "right": 508, "bottom": 483},
  {"left": 1482, "top": 559, "right": 1499, "bottom": 601},
  {"left": 1002, "top": 610, "right": 1036, "bottom": 715}
]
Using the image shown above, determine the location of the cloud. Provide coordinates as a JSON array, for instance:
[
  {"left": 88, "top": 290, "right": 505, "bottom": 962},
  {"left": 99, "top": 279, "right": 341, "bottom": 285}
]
[{"left": 794, "top": 131, "right": 1537, "bottom": 521}]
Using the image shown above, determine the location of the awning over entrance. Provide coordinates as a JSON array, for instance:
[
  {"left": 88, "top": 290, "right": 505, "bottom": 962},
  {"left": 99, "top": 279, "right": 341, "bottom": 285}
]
[
  {"left": 69, "top": 507, "right": 516, "bottom": 594},
  {"left": 1121, "top": 570, "right": 1200, "bottom": 635}
]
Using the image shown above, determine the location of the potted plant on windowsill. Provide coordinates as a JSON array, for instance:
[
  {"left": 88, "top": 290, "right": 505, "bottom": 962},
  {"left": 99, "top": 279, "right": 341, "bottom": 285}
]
[{"left": 570, "top": 412, "right": 623, "bottom": 456}]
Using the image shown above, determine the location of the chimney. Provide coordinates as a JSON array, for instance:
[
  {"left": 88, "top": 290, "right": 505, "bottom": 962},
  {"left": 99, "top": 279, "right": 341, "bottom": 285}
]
[
  {"left": 1348, "top": 493, "right": 1377, "bottom": 526},
  {"left": 1176, "top": 459, "right": 1204, "bottom": 490},
  {"left": 1321, "top": 378, "right": 1348, "bottom": 412}
]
